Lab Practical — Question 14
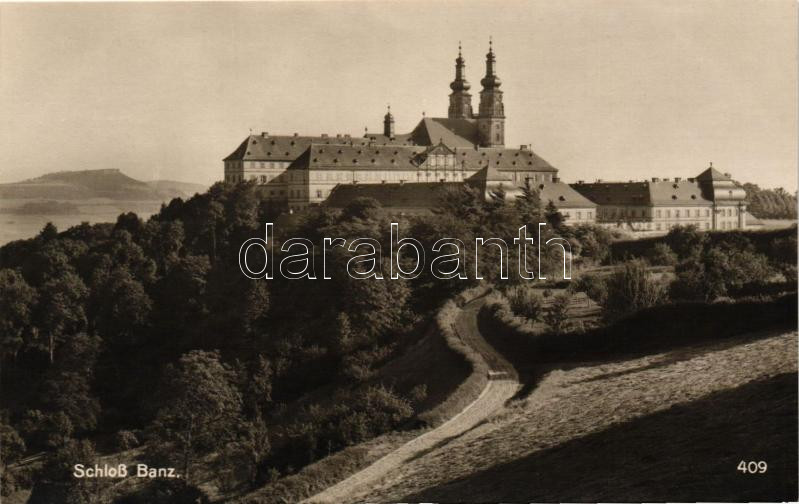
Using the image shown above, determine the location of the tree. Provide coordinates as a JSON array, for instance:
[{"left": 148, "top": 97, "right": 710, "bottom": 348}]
[
  {"left": 508, "top": 287, "right": 544, "bottom": 322},
  {"left": 647, "top": 242, "right": 678, "bottom": 266},
  {"left": 573, "top": 274, "right": 608, "bottom": 307},
  {"left": 38, "top": 222, "right": 58, "bottom": 242},
  {"left": 0, "top": 269, "right": 37, "bottom": 362},
  {"left": 34, "top": 271, "right": 88, "bottom": 364},
  {"left": 340, "top": 197, "right": 382, "bottom": 221},
  {"left": 32, "top": 439, "right": 101, "bottom": 504},
  {"left": 603, "top": 260, "right": 667, "bottom": 322},
  {"left": 544, "top": 200, "right": 564, "bottom": 229},
  {"left": 665, "top": 225, "right": 707, "bottom": 259},
  {"left": 94, "top": 269, "right": 152, "bottom": 345},
  {"left": 671, "top": 246, "right": 774, "bottom": 301},
  {"left": 150, "top": 350, "right": 242, "bottom": 484},
  {"left": 543, "top": 293, "right": 571, "bottom": 333},
  {"left": 572, "top": 225, "right": 613, "bottom": 265},
  {"left": 514, "top": 179, "right": 543, "bottom": 224},
  {"left": 0, "top": 420, "right": 26, "bottom": 470}
]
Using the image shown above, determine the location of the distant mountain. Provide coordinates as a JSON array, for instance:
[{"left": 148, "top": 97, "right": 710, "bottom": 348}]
[{"left": 0, "top": 169, "right": 207, "bottom": 201}]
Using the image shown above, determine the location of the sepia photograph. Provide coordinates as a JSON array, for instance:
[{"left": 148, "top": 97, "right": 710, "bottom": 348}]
[{"left": 0, "top": 1, "right": 797, "bottom": 503}]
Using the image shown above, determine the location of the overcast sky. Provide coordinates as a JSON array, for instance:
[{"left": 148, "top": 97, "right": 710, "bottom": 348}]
[{"left": 1, "top": 0, "right": 796, "bottom": 191}]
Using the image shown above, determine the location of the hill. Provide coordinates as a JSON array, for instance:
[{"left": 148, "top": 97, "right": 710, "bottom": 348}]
[
  {"left": 0, "top": 169, "right": 206, "bottom": 201},
  {"left": 347, "top": 330, "right": 797, "bottom": 502}
]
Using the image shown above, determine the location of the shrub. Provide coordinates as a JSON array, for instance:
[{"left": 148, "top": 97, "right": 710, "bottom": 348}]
[
  {"left": 603, "top": 260, "right": 667, "bottom": 322},
  {"left": 507, "top": 287, "right": 543, "bottom": 322},
  {"left": 671, "top": 246, "right": 775, "bottom": 301},
  {"left": 647, "top": 242, "right": 677, "bottom": 266},
  {"left": 115, "top": 430, "right": 139, "bottom": 451},
  {"left": 572, "top": 225, "right": 613, "bottom": 264},
  {"left": 543, "top": 293, "right": 571, "bottom": 334},
  {"left": 573, "top": 274, "right": 608, "bottom": 306},
  {"left": 665, "top": 225, "right": 707, "bottom": 259}
]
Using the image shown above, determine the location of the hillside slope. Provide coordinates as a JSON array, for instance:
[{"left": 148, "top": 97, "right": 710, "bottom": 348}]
[
  {"left": 350, "top": 330, "right": 797, "bottom": 502},
  {"left": 0, "top": 169, "right": 206, "bottom": 200}
]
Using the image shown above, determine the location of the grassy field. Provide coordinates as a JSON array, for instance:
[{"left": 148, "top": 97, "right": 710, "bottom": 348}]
[{"left": 351, "top": 329, "right": 798, "bottom": 502}]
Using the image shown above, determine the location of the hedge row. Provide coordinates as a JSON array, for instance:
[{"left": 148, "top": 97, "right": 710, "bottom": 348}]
[
  {"left": 481, "top": 292, "right": 798, "bottom": 367},
  {"left": 417, "top": 285, "right": 491, "bottom": 426}
]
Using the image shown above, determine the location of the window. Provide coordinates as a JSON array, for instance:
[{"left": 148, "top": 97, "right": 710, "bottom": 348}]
[
  {"left": 656, "top": 209, "right": 661, "bottom": 218},
  {"left": 316, "top": 190, "right": 322, "bottom": 198},
  {"left": 656, "top": 223, "right": 661, "bottom": 231},
  {"left": 260, "top": 175, "right": 267, "bottom": 183},
  {"left": 694, "top": 209, "right": 699, "bottom": 217},
  {"left": 577, "top": 211, "right": 582, "bottom": 219},
  {"left": 666, "top": 210, "right": 671, "bottom": 218},
  {"left": 675, "top": 210, "right": 680, "bottom": 218},
  {"left": 705, "top": 222, "right": 710, "bottom": 229},
  {"left": 705, "top": 209, "right": 710, "bottom": 217}
]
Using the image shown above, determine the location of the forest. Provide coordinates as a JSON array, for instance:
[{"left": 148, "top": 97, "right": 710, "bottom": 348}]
[
  {"left": 1, "top": 180, "right": 795, "bottom": 503},
  {"left": 0, "top": 181, "right": 583, "bottom": 503},
  {"left": 742, "top": 183, "right": 797, "bottom": 219}
]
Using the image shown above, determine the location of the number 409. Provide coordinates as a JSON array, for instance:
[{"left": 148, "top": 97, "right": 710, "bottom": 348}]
[{"left": 737, "top": 460, "right": 767, "bottom": 474}]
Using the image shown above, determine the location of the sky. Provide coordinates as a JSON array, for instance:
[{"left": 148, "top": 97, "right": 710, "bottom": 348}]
[{"left": 0, "top": 0, "right": 796, "bottom": 191}]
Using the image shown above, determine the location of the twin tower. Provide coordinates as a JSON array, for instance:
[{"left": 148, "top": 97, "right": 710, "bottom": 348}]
[{"left": 449, "top": 40, "right": 505, "bottom": 147}]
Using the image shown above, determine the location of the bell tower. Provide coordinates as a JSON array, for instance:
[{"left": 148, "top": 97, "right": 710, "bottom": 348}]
[
  {"left": 477, "top": 38, "right": 505, "bottom": 147},
  {"left": 448, "top": 42, "right": 473, "bottom": 119}
]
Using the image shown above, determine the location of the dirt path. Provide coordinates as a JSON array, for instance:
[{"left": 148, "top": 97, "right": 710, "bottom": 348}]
[{"left": 302, "top": 297, "right": 519, "bottom": 504}]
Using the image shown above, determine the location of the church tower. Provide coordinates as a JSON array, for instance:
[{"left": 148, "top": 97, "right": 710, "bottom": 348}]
[
  {"left": 448, "top": 43, "right": 473, "bottom": 119},
  {"left": 477, "top": 38, "right": 505, "bottom": 147}
]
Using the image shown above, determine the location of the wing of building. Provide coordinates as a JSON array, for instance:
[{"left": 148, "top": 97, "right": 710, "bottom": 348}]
[{"left": 571, "top": 165, "right": 749, "bottom": 232}]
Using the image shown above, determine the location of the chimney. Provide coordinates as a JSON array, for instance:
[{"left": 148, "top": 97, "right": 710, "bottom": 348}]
[
  {"left": 651, "top": 177, "right": 660, "bottom": 182},
  {"left": 724, "top": 172, "right": 731, "bottom": 178}
]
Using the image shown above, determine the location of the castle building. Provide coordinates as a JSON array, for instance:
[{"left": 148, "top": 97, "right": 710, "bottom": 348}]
[
  {"left": 223, "top": 43, "right": 751, "bottom": 233},
  {"left": 223, "top": 42, "right": 565, "bottom": 213},
  {"left": 571, "top": 165, "right": 749, "bottom": 232}
]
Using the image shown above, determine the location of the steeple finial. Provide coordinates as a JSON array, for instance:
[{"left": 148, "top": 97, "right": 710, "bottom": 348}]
[{"left": 481, "top": 37, "right": 501, "bottom": 89}]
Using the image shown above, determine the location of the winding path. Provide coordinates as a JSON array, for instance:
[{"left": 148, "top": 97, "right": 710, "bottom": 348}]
[{"left": 302, "top": 297, "right": 519, "bottom": 504}]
